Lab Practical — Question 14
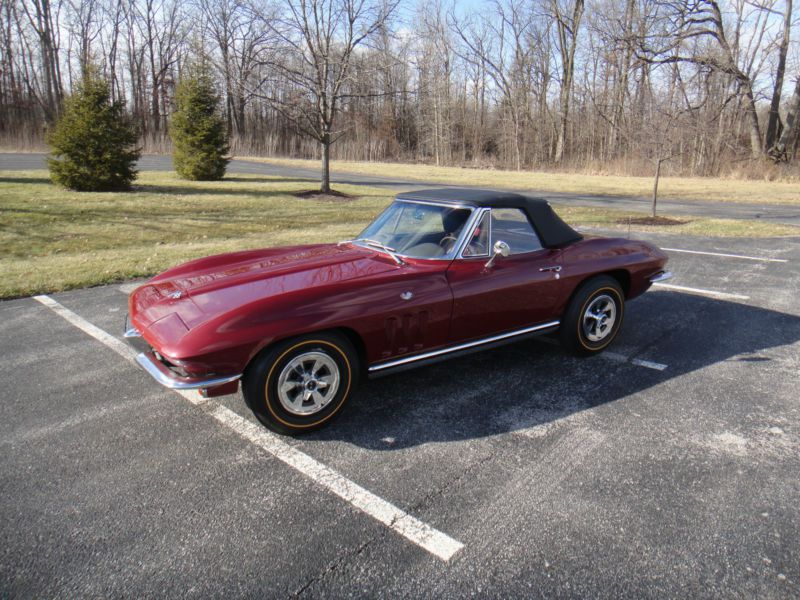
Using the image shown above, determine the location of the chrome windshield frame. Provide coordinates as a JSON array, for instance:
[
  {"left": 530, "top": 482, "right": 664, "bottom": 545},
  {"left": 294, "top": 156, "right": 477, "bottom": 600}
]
[{"left": 352, "top": 199, "right": 478, "bottom": 262}]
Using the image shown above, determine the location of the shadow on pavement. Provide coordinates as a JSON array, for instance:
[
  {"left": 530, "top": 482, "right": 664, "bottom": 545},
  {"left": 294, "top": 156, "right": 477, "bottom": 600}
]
[{"left": 310, "top": 290, "right": 800, "bottom": 449}]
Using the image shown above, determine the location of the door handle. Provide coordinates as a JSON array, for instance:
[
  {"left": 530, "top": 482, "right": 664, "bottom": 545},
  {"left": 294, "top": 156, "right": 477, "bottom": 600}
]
[{"left": 539, "top": 266, "right": 562, "bottom": 273}]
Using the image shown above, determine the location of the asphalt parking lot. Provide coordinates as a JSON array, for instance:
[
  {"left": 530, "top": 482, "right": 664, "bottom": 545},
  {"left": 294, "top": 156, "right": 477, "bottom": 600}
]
[{"left": 2, "top": 230, "right": 799, "bottom": 598}]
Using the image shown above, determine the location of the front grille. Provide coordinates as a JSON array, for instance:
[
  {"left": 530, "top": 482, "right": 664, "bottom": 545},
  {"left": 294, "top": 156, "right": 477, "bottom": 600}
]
[{"left": 157, "top": 354, "right": 191, "bottom": 379}]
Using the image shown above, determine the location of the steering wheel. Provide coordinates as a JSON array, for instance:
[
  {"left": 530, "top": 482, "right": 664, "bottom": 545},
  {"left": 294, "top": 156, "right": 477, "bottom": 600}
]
[{"left": 439, "top": 234, "right": 458, "bottom": 248}]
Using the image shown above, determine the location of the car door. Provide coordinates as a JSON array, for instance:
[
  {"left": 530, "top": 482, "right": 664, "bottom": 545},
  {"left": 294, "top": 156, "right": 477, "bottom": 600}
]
[
  {"left": 446, "top": 207, "right": 564, "bottom": 343},
  {"left": 363, "top": 260, "right": 455, "bottom": 362}
]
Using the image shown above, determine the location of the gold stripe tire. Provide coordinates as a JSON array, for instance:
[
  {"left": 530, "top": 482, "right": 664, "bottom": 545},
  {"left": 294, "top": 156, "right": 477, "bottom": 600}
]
[
  {"left": 559, "top": 275, "right": 625, "bottom": 356},
  {"left": 242, "top": 332, "right": 359, "bottom": 435}
]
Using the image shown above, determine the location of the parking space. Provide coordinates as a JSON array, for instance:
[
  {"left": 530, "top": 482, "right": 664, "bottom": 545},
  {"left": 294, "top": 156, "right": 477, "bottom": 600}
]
[
  {"left": 2, "top": 232, "right": 800, "bottom": 597},
  {"left": 579, "top": 229, "right": 799, "bottom": 312},
  {"left": 0, "top": 298, "right": 413, "bottom": 597}
]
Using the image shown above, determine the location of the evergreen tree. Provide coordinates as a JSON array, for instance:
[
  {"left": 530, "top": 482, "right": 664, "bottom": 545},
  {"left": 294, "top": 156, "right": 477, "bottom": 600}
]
[
  {"left": 171, "top": 68, "right": 230, "bottom": 180},
  {"left": 47, "top": 68, "right": 140, "bottom": 191}
]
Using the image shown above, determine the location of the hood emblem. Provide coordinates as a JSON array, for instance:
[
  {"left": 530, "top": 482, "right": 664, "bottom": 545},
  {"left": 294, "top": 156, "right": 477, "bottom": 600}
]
[{"left": 167, "top": 290, "right": 184, "bottom": 299}]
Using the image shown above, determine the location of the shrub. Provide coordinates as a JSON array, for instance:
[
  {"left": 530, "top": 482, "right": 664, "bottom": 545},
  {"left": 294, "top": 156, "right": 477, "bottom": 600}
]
[
  {"left": 171, "top": 68, "right": 230, "bottom": 180},
  {"left": 47, "top": 69, "right": 140, "bottom": 191}
]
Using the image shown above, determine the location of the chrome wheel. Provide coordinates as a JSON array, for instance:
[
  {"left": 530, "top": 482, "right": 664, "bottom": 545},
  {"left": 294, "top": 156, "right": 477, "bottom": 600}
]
[
  {"left": 582, "top": 294, "right": 617, "bottom": 342},
  {"left": 276, "top": 352, "right": 340, "bottom": 416}
]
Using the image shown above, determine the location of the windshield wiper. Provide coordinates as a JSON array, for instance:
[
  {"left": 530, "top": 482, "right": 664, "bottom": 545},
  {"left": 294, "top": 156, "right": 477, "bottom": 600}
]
[{"left": 339, "top": 238, "right": 405, "bottom": 265}]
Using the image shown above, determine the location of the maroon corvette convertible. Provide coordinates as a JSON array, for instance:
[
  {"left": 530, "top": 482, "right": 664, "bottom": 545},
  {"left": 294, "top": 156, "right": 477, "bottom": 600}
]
[{"left": 125, "top": 188, "right": 671, "bottom": 434}]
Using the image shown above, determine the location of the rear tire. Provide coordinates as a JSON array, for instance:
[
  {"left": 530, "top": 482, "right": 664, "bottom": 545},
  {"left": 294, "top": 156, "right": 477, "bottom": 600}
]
[
  {"left": 243, "top": 332, "right": 359, "bottom": 435},
  {"left": 559, "top": 275, "right": 625, "bottom": 356}
]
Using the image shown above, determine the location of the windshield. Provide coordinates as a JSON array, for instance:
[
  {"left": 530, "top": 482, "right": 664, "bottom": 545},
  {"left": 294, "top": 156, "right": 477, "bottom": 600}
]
[{"left": 356, "top": 201, "right": 473, "bottom": 259}]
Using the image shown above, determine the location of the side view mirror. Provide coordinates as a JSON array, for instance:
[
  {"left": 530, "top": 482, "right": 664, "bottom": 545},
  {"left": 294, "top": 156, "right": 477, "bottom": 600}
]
[{"left": 484, "top": 240, "right": 510, "bottom": 269}]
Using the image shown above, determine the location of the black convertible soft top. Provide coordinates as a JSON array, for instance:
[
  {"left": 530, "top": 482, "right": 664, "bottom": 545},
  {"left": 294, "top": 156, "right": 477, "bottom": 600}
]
[{"left": 396, "top": 188, "right": 583, "bottom": 249}]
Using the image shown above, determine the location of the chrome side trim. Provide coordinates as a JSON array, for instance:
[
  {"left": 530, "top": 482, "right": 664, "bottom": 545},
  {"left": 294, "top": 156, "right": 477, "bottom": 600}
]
[
  {"left": 123, "top": 327, "right": 142, "bottom": 338},
  {"left": 368, "top": 320, "right": 561, "bottom": 373},
  {"left": 649, "top": 271, "right": 673, "bottom": 283},
  {"left": 135, "top": 351, "right": 242, "bottom": 390}
]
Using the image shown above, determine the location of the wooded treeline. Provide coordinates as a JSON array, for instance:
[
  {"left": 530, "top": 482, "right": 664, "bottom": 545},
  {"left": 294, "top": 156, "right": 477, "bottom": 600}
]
[{"left": 2, "top": 0, "right": 799, "bottom": 176}]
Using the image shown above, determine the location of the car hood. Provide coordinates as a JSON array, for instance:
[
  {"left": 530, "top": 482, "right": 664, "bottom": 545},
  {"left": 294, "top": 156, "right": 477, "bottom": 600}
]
[{"left": 131, "top": 243, "right": 397, "bottom": 332}]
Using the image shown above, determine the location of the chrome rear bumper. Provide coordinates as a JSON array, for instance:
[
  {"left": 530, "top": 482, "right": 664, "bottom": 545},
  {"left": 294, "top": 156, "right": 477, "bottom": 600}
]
[
  {"left": 649, "top": 271, "right": 673, "bottom": 283},
  {"left": 124, "top": 315, "right": 241, "bottom": 392}
]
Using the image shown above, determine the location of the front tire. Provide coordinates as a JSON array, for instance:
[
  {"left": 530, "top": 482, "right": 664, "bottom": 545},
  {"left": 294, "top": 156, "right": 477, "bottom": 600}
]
[
  {"left": 243, "top": 332, "right": 359, "bottom": 435},
  {"left": 559, "top": 275, "right": 625, "bottom": 356}
]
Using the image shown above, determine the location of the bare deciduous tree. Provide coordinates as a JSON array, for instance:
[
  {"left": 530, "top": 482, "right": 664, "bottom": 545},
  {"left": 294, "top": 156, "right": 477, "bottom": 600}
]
[
  {"left": 550, "top": 0, "right": 584, "bottom": 163},
  {"left": 772, "top": 75, "right": 800, "bottom": 161},
  {"left": 2, "top": 0, "right": 799, "bottom": 176},
  {"left": 254, "top": 0, "right": 399, "bottom": 192},
  {"left": 21, "top": 0, "right": 64, "bottom": 120},
  {"left": 638, "top": 0, "right": 776, "bottom": 159},
  {"left": 452, "top": 0, "right": 538, "bottom": 170},
  {"left": 766, "top": 0, "right": 793, "bottom": 153}
]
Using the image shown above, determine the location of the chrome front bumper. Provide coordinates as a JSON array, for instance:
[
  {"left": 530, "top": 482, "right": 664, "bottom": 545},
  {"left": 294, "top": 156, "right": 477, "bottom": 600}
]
[
  {"left": 649, "top": 271, "right": 673, "bottom": 283},
  {"left": 123, "top": 319, "right": 150, "bottom": 353},
  {"left": 135, "top": 351, "right": 242, "bottom": 391},
  {"left": 124, "top": 316, "right": 241, "bottom": 391}
]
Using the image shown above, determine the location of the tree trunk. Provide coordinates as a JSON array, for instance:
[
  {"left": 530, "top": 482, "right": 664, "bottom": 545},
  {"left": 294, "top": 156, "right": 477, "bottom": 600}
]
[
  {"left": 765, "top": 0, "right": 792, "bottom": 151},
  {"left": 433, "top": 85, "right": 440, "bottom": 166},
  {"left": 554, "top": 82, "right": 569, "bottom": 163},
  {"left": 609, "top": 0, "right": 635, "bottom": 155},
  {"left": 772, "top": 76, "right": 800, "bottom": 162},
  {"left": 26, "top": 0, "right": 62, "bottom": 120},
  {"left": 740, "top": 81, "right": 762, "bottom": 159},
  {"left": 320, "top": 133, "right": 331, "bottom": 193},
  {"left": 151, "top": 83, "right": 160, "bottom": 133},
  {"left": 652, "top": 158, "right": 663, "bottom": 218},
  {"left": 472, "top": 75, "right": 480, "bottom": 162},
  {"left": 553, "top": 0, "right": 584, "bottom": 164}
]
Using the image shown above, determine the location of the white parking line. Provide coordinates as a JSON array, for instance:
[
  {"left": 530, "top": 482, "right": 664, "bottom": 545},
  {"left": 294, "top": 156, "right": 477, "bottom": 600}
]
[
  {"left": 537, "top": 338, "right": 668, "bottom": 371},
  {"left": 32, "top": 295, "right": 464, "bottom": 562},
  {"left": 603, "top": 351, "right": 668, "bottom": 371},
  {"left": 34, "top": 295, "right": 138, "bottom": 360},
  {"left": 207, "top": 405, "right": 464, "bottom": 561},
  {"left": 661, "top": 248, "right": 787, "bottom": 263},
  {"left": 652, "top": 282, "right": 750, "bottom": 301},
  {"left": 630, "top": 358, "right": 669, "bottom": 371}
]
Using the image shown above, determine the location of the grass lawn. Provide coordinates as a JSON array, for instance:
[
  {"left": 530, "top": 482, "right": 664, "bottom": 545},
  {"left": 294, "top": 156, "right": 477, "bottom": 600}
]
[
  {"left": 243, "top": 156, "right": 800, "bottom": 206},
  {"left": 1, "top": 170, "right": 797, "bottom": 299}
]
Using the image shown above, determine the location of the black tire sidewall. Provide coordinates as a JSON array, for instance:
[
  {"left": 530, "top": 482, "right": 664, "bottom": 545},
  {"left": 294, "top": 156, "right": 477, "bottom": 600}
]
[
  {"left": 562, "top": 277, "right": 625, "bottom": 355},
  {"left": 244, "top": 333, "right": 357, "bottom": 434}
]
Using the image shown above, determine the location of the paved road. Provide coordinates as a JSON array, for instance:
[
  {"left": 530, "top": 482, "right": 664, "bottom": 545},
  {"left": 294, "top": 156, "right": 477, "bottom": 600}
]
[
  {"left": 2, "top": 152, "right": 799, "bottom": 226},
  {"left": 2, "top": 232, "right": 799, "bottom": 597}
]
